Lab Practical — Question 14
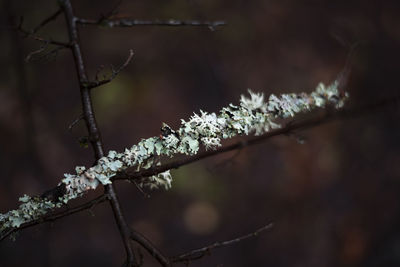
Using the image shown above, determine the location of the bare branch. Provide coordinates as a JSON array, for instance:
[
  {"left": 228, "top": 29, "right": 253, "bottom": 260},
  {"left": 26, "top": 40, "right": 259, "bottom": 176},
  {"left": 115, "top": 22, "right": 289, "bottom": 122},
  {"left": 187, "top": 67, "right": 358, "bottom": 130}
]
[
  {"left": 107, "top": 189, "right": 138, "bottom": 266},
  {"left": 131, "top": 180, "right": 151, "bottom": 198},
  {"left": 21, "top": 31, "right": 70, "bottom": 47},
  {"left": 25, "top": 44, "right": 66, "bottom": 63},
  {"left": 0, "top": 194, "right": 107, "bottom": 241},
  {"left": 5, "top": 14, "right": 67, "bottom": 47},
  {"left": 31, "top": 8, "right": 62, "bottom": 34},
  {"left": 68, "top": 113, "right": 84, "bottom": 131},
  {"left": 86, "top": 49, "right": 134, "bottom": 90},
  {"left": 76, "top": 17, "right": 226, "bottom": 30},
  {"left": 171, "top": 223, "right": 274, "bottom": 263},
  {"left": 24, "top": 41, "right": 49, "bottom": 62},
  {"left": 16, "top": 20, "right": 70, "bottom": 47},
  {"left": 130, "top": 228, "right": 171, "bottom": 267},
  {"left": 99, "top": 0, "right": 123, "bottom": 21}
]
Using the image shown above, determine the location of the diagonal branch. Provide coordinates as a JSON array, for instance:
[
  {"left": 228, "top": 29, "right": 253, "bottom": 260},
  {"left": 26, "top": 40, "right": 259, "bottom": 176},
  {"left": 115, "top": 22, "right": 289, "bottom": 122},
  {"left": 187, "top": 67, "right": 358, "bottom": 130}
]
[
  {"left": 171, "top": 223, "right": 273, "bottom": 263},
  {"left": 15, "top": 18, "right": 70, "bottom": 47},
  {"left": 31, "top": 8, "right": 62, "bottom": 34},
  {"left": 1, "top": 94, "right": 398, "bottom": 244},
  {"left": 25, "top": 43, "right": 66, "bottom": 62},
  {"left": 19, "top": 29, "right": 71, "bottom": 47},
  {"left": 76, "top": 17, "right": 226, "bottom": 30},
  {"left": 98, "top": 0, "right": 123, "bottom": 22},
  {"left": 130, "top": 228, "right": 171, "bottom": 267},
  {"left": 114, "top": 93, "right": 400, "bottom": 183},
  {"left": 86, "top": 49, "right": 134, "bottom": 90}
]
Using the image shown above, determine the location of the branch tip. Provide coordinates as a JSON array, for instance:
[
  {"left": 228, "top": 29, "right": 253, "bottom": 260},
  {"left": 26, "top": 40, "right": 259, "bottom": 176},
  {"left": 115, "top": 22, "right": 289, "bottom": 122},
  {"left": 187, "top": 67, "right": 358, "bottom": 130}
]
[{"left": 172, "top": 222, "right": 273, "bottom": 262}]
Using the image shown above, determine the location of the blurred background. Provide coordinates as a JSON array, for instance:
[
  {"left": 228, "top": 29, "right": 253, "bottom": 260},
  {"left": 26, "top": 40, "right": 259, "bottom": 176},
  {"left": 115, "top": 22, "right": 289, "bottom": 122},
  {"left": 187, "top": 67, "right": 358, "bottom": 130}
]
[{"left": 1, "top": 0, "right": 400, "bottom": 266}]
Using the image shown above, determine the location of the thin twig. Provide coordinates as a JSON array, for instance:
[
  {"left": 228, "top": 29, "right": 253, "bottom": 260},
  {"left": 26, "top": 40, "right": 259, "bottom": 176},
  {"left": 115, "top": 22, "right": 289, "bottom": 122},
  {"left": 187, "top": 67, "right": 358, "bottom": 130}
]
[
  {"left": 130, "top": 228, "right": 171, "bottom": 267},
  {"left": 171, "top": 223, "right": 274, "bottom": 263},
  {"left": 76, "top": 18, "right": 226, "bottom": 30},
  {"left": 25, "top": 43, "right": 67, "bottom": 63},
  {"left": 41, "top": 46, "right": 66, "bottom": 62},
  {"left": 22, "top": 31, "right": 70, "bottom": 47},
  {"left": 107, "top": 188, "right": 138, "bottom": 266},
  {"left": 86, "top": 49, "right": 134, "bottom": 90},
  {"left": 17, "top": 21, "right": 70, "bottom": 47},
  {"left": 24, "top": 41, "right": 49, "bottom": 62},
  {"left": 31, "top": 8, "right": 62, "bottom": 34},
  {"left": 132, "top": 180, "right": 151, "bottom": 198},
  {"left": 68, "top": 113, "right": 84, "bottom": 131},
  {"left": 99, "top": 0, "right": 123, "bottom": 21},
  {"left": 0, "top": 194, "right": 107, "bottom": 241}
]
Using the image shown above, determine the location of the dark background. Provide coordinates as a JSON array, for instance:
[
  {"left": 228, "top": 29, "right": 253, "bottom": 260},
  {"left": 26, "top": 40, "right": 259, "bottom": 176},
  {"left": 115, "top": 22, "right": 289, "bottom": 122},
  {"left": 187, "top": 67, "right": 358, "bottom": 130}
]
[{"left": 1, "top": 0, "right": 400, "bottom": 266}]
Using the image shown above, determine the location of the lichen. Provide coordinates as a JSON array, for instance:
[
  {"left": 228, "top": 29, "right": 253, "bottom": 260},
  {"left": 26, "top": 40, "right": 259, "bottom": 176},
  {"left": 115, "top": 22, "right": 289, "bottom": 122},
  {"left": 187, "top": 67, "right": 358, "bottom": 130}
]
[
  {"left": 0, "top": 78, "right": 348, "bottom": 233},
  {"left": 0, "top": 194, "right": 63, "bottom": 230}
]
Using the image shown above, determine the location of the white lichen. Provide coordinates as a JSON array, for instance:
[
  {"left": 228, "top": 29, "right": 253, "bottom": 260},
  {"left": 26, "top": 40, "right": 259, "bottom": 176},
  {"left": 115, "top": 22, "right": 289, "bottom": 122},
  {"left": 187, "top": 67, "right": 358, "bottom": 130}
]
[
  {"left": 0, "top": 195, "right": 63, "bottom": 229},
  {"left": 0, "top": 79, "right": 348, "bottom": 233}
]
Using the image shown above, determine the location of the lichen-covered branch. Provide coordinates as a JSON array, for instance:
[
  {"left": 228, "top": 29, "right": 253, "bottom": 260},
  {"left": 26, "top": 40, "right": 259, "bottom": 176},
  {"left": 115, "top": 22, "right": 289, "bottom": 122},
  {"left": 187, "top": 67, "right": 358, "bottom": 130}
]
[
  {"left": 0, "top": 78, "right": 348, "bottom": 233},
  {"left": 0, "top": 194, "right": 107, "bottom": 241}
]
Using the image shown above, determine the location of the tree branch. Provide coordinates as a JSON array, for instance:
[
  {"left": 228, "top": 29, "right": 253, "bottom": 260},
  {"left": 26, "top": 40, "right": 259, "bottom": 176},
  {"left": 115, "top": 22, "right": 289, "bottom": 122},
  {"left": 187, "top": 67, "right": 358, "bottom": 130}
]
[
  {"left": 59, "top": 0, "right": 138, "bottom": 265},
  {"left": 0, "top": 194, "right": 107, "bottom": 241},
  {"left": 31, "top": 8, "right": 62, "bottom": 34},
  {"left": 68, "top": 113, "right": 84, "bottom": 131},
  {"left": 20, "top": 30, "right": 71, "bottom": 47},
  {"left": 2, "top": 93, "right": 397, "bottom": 243},
  {"left": 86, "top": 49, "right": 134, "bottom": 90},
  {"left": 15, "top": 17, "right": 70, "bottom": 47},
  {"left": 171, "top": 223, "right": 273, "bottom": 263},
  {"left": 76, "top": 17, "right": 226, "bottom": 30},
  {"left": 115, "top": 94, "right": 400, "bottom": 183},
  {"left": 25, "top": 43, "right": 66, "bottom": 62},
  {"left": 130, "top": 228, "right": 171, "bottom": 267}
]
